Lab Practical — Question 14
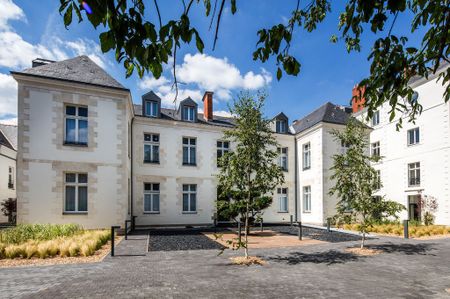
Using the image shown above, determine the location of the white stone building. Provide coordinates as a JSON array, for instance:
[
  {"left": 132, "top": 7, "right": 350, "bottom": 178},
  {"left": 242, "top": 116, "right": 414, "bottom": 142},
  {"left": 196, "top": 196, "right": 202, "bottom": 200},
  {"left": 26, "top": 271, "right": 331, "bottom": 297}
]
[
  {"left": 0, "top": 124, "right": 17, "bottom": 223},
  {"left": 11, "top": 56, "right": 450, "bottom": 228}
]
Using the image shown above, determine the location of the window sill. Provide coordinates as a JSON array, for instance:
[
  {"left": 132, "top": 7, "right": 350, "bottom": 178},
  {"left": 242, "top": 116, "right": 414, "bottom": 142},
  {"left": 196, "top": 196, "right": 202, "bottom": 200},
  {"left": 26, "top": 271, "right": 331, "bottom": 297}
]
[
  {"left": 182, "top": 163, "right": 197, "bottom": 167},
  {"left": 144, "top": 212, "right": 160, "bottom": 214},
  {"left": 302, "top": 211, "right": 311, "bottom": 214},
  {"left": 407, "top": 143, "right": 420, "bottom": 147},
  {"left": 63, "top": 142, "right": 88, "bottom": 147},
  {"left": 303, "top": 167, "right": 310, "bottom": 171},
  {"left": 63, "top": 212, "right": 88, "bottom": 215},
  {"left": 278, "top": 211, "right": 289, "bottom": 214},
  {"left": 282, "top": 169, "right": 288, "bottom": 172},
  {"left": 182, "top": 211, "right": 197, "bottom": 214},
  {"left": 144, "top": 161, "right": 160, "bottom": 164}
]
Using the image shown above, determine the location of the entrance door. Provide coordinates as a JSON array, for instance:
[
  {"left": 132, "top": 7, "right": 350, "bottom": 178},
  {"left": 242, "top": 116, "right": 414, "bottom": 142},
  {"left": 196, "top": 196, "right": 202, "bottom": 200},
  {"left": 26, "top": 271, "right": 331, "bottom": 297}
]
[{"left": 407, "top": 195, "right": 421, "bottom": 221}]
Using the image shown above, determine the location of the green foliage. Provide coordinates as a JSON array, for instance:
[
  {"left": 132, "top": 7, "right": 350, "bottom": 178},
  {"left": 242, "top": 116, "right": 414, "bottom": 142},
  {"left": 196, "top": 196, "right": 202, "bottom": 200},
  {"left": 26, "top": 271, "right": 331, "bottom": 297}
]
[
  {"left": 329, "top": 117, "right": 404, "bottom": 248},
  {"left": 216, "top": 92, "right": 284, "bottom": 257},
  {"left": 59, "top": 1, "right": 449, "bottom": 125},
  {"left": 0, "top": 198, "right": 16, "bottom": 224},
  {"left": 0, "top": 224, "right": 82, "bottom": 245}
]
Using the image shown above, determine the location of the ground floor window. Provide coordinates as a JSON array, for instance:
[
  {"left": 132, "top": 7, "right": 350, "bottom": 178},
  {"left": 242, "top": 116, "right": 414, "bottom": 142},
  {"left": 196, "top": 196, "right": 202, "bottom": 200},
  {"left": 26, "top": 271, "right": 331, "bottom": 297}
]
[
  {"left": 303, "top": 186, "right": 311, "bottom": 213},
  {"left": 64, "top": 173, "right": 88, "bottom": 213},
  {"left": 182, "top": 184, "right": 197, "bottom": 213},
  {"left": 278, "top": 188, "right": 288, "bottom": 212},
  {"left": 144, "top": 183, "right": 160, "bottom": 213}
]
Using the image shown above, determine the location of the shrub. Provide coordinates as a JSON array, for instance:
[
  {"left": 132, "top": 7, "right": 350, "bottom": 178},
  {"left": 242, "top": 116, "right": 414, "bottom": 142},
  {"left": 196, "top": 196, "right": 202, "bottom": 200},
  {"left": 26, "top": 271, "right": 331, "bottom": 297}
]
[
  {"left": 25, "top": 244, "right": 37, "bottom": 259},
  {"left": 0, "top": 224, "right": 82, "bottom": 244}
]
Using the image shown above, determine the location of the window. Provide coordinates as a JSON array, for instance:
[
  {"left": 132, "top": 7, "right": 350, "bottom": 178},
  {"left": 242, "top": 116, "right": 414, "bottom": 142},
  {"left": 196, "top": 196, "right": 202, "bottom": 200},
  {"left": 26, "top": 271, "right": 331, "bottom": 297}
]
[
  {"left": 374, "top": 170, "right": 381, "bottom": 190},
  {"left": 408, "top": 162, "right": 420, "bottom": 187},
  {"left": 8, "top": 167, "right": 14, "bottom": 189},
  {"left": 145, "top": 100, "right": 158, "bottom": 117},
  {"left": 182, "top": 184, "right": 197, "bottom": 213},
  {"left": 65, "top": 105, "right": 88, "bottom": 145},
  {"left": 371, "top": 141, "right": 380, "bottom": 157},
  {"left": 303, "top": 143, "right": 311, "bottom": 170},
  {"left": 278, "top": 188, "right": 288, "bottom": 212},
  {"left": 64, "top": 173, "right": 88, "bottom": 213},
  {"left": 278, "top": 147, "right": 288, "bottom": 171},
  {"left": 217, "top": 141, "right": 230, "bottom": 164},
  {"left": 144, "top": 133, "right": 160, "bottom": 163},
  {"left": 182, "top": 137, "right": 196, "bottom": 165},
  {"left": 276, "top": 120, "right": 287, "bottom": 133},
  {"left": 182, "top": 106, "right": 195, "bottom": 122},
  {"left": 303, "top": 186, "right": 311, "bottom": 213},
  {"left": 407, "top": 128, "right": 420, "bottom": 146},
  {"left": 371, "top": 111, "right": 380, "bottom": 126},
  {"left": 144, "top": 183, "right": 160, "bottom": 213}
]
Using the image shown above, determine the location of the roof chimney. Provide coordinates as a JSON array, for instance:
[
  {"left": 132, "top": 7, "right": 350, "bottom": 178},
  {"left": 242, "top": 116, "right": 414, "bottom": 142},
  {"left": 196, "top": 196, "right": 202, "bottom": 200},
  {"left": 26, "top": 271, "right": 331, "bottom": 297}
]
[
  {"left": 352, "top": 85, "right": 366, "bottom": 113},
  {"left": 202, "top": 91, "right": 214, "bottom": 121},
  {"left": 32, "top": 58, "right": 55, "bottom": 68}
]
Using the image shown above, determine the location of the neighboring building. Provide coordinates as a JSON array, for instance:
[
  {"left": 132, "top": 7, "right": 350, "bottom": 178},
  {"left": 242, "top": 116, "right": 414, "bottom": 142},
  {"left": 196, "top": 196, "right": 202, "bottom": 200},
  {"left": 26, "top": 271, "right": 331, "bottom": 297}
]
[
  {"left": 292, "top": 103, "right": 352, "bottom": 225},
  {"left": 11, "top": 55, "right": 449, "bottom": 228},
  {"left": 354, "top": 63, "right": 450, "bottom": 225},
  {"left": 0, "top": 124, "right": 17, "bottom": 223}
]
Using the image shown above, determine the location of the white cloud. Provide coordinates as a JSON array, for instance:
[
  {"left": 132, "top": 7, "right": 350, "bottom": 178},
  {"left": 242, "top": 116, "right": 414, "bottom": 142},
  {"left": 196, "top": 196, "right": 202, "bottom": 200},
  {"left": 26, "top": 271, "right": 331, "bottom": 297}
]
[
  {"left": 156, "top": 88, "right": 203, "bottom": 107},
  {"left": 177, "top": 53, "right": 272, "bottom": 100},
  {"left": 0, "top": 117, "right": 17, "bottom": 125},
  {"left": 138, "top": 75, "right": 170, "bottom": 90},
  {"left": 0, "top": 73, "right": 17, "bottom": 119},
  {"left": 0, "top": 0, "right": 24, "bottom": 30}
]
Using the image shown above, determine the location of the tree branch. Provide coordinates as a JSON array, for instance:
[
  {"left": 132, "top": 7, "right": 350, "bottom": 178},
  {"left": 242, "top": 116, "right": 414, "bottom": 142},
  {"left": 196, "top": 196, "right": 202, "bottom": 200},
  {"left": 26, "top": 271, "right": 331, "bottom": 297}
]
[
  {"left": 212, "top": 0, "right": 226, "bottom": 50},
  {"left": 209, "top": 0, "right": 219, "bottom": 31},
  {"left": 153, "top": 0, "right": 162, "bottom": 29},
  {"left": 388, "top": 11, "right": 399, "bottom": 37}
]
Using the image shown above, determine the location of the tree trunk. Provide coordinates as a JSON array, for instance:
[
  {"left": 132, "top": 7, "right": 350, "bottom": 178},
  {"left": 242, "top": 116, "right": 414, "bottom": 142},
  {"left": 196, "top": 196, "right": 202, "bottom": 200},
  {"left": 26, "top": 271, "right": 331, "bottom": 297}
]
[
  {"left": 361, "top": 230, "right": 365, "bottom": 249},
  {"left": 244, "top": 200, "right": 249, "bottom": 258}
]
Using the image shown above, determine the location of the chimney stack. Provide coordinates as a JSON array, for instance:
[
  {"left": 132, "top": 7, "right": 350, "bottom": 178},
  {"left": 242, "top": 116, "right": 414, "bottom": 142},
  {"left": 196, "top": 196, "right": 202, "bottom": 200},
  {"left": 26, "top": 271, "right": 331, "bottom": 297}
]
[
  {"left": 352, "top": 85, "right": 366, "bottom": 113},
  {"left": 202, "top": 91, "right": 214, "bottom": 121}
]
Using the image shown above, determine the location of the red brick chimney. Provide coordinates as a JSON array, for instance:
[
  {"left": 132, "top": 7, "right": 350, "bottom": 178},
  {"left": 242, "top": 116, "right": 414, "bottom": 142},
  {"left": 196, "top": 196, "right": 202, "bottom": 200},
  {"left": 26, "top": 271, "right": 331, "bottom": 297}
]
[
  {"left": 202, "top": 91, "right": 214, "bottom": 121},
  {"left": 352, "top": 85, "right": 366, "bottom": 113}
]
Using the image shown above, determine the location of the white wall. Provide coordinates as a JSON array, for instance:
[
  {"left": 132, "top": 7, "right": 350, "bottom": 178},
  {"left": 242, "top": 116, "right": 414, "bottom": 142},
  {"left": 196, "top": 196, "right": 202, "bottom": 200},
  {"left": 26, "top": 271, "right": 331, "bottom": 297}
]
[
  {"left": 0, "top": 145, "right": 16, "bottom": 223},
  {"left": 356, "top": 76, "right": 450, "bottom": 225}
]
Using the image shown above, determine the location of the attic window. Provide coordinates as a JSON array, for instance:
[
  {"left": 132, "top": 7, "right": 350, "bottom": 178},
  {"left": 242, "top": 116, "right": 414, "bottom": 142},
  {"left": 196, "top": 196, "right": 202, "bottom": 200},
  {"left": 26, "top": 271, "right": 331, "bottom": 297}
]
[
  {"left": 276, "top": 119, "right": 287, "bottom": 133},
  {"left": 182, "top": 106, "right": 195, "bottom": 122},
  {"left": 145, "top": 100, "right": 158, "bottom": 117}
]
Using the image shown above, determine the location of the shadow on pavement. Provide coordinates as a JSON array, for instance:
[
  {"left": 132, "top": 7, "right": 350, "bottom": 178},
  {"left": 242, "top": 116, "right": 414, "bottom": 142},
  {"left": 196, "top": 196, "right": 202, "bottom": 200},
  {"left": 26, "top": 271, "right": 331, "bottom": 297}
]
[
  {"left": 267, "top": 250, "right": 362, "bottom": 265},
  {"left": 366, "top": 242, "right": 437, "bottom": 255}
]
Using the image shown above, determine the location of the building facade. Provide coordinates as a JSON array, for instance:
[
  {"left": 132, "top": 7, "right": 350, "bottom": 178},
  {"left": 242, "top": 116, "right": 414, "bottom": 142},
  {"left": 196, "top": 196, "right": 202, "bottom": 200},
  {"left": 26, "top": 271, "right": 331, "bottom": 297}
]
[
  {"left": 0, "top": 124, "right": 17, "bottom": 223},
  {"left": 11, "top": 56, "right": 450, "bottom": 228}
]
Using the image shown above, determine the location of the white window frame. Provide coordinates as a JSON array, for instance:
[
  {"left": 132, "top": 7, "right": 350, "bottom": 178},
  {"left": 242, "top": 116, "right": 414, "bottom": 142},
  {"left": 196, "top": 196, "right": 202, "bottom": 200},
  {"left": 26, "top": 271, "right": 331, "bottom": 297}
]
[
  {"left": 183, "top": 106, "right": 195, "bottom": 122},
  {"left": 371, "top": 141, "right": 380, "bottom": 157},
  {"left": 64, "top": 173, "right": 88, "bottom": 213},
  {"left": 278, "top": 188, "right": 288, "bottom": 213},
  {"left": 303, "top": 186, "right": 311, "bottom": 213},
  {"left": 144, "top": 133, "right": 160, "bottom": 163},
  {"left": 8, "top": 166, "right": 14, "bottom": 189},
  {"left": 145, "top": 100, "right": 158, "bottom": 117},
  {"left": 303, "top": 143, "right": 311, "bottom": 170},
  {"left": 64, "top": 105, "right": 88, "bottom": 145},
  {"left": 407, "top": 127, "right": 420, "bottom": 146},
  {"left": 217, "top": 140, "right": 230, "bottom": 164},
  {"left": 408, "top": 162, "right": 420, "bottom": 187},
  {"left": 144, "top": 183, "right": 160, "bottom": 213},
  {"left": 371, "top": 111, "right": 380, "bottom": 126},
  {"left": 182, "top": 184, "right": 197, "bottom": 213},
  {"left": 182, "top": 137, "right": 196, "bottom": 166},
  {"left": 278, "top": 147, "right": 288, "bottom": 171},
  {"left": 276, "top": 120, "right": 287, "bottom": 133}
]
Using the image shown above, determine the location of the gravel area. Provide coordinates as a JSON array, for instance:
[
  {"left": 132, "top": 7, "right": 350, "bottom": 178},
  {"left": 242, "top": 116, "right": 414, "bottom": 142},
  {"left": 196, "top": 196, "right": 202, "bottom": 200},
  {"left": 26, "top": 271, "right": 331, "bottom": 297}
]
[
  {"left": 148, "top": 228, "right": 226, "bottom": 251},
  {"left": 265, "top": 225, "right": 363, "bottom": 243}
]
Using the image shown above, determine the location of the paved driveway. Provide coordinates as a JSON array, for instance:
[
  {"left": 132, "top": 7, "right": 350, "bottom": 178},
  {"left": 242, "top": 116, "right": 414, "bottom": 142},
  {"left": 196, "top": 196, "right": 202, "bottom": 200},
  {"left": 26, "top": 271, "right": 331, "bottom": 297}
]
[{"left": 1, "top": 233, "right": 449, "bottom": 298}]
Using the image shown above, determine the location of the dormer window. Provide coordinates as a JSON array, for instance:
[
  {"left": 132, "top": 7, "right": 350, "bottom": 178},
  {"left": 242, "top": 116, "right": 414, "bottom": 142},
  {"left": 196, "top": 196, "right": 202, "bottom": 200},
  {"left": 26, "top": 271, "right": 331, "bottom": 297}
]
[
  {"left": 182, "top": 106, "right": 195, "bottom": 122},
  {"left": 145, "top": 101, "right": 158, "bottom": 117},
  {"left": 276, "top": 120, "right": 287, "bottom": 133}
]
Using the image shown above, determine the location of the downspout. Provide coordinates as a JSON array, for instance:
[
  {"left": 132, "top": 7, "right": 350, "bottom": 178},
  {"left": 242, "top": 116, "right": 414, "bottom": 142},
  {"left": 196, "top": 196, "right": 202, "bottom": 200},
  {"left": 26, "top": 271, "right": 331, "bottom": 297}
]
[
  {"left": 294, "top": 134, "right": 298, "bottom": 222},
  {"left": 130, "top": 116, "right": 134, "bottom": 228}
]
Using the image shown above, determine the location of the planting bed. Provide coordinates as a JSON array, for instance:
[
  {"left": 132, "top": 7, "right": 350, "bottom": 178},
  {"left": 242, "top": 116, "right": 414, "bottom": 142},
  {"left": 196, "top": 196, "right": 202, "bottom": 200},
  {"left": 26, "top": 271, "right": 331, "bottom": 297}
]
[
  {"left": 148, "top": 228, "right": 225, "bottom": 251},
  {"left": 266, "top": 225, "right": 362, "bottom": 243}
]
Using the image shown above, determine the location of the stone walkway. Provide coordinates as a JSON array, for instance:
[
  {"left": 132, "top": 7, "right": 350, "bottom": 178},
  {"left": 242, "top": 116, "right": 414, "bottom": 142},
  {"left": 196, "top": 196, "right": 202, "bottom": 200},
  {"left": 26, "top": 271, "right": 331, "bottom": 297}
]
[{"left": 0, "top": 232, "right": 450, "bottom": 298}]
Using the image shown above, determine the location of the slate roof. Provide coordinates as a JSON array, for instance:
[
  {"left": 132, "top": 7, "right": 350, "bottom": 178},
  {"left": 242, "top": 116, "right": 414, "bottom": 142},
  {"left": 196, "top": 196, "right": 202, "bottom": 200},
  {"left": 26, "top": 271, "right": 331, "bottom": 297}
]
[
  {"left": 12, "top": 56, "right": 128, "bottom": 91},
  {"left": 292, "top": 102, "right": 351, "bottom": 134},
  {"left": 133, "top": 104, "right": 235, "bottom": 128},
  {"left": 0, "top": 124, "right": 17, "bottom": 150}
]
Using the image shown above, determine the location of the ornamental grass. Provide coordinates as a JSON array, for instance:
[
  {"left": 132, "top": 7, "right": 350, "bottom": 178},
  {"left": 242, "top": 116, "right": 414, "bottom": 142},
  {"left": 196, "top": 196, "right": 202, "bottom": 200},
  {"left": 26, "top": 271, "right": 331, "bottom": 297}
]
[
  {"left": 341, "top": 223, "right": 450, "bottom": 238},
  {"left": 0, "top": 229, "right": 110, "bottom": 259}
]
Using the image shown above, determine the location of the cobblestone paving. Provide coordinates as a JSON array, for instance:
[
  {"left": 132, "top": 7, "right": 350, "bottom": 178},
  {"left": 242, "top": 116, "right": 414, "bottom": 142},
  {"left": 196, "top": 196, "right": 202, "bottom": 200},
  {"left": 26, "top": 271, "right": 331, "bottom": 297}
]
[
  {"left": 148, "top": 228, "right": 225, "bottom": 251},
  {"left": 1, "top": 233, "right": 449, "bottom": 298},
  {"left": 266, "top": 225, "right": 363, "bottom": 242}
]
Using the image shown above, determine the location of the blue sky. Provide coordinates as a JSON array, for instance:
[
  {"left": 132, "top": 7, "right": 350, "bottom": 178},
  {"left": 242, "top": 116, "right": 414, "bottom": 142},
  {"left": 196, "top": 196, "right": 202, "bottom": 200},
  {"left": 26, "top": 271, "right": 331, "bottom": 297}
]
[{"left": 0, "top": 0, "right": 425, "bottom": 124}]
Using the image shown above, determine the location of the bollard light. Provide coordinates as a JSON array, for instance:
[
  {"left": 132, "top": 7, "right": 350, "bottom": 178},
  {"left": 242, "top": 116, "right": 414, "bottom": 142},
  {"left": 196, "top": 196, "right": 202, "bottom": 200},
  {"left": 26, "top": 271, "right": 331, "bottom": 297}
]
[{"left": 111, "top": 225, "right": 120, "bottom": 257}]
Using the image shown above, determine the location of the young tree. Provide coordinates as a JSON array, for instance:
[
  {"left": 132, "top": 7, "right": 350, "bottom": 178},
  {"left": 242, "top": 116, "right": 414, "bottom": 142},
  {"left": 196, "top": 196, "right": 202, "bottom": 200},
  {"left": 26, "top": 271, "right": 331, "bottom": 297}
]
[
  {"left": 217, "top": 92, "right": 284, "bottom": 258},
  {"left": 59, "top": 1, "right": 449, "bottom": 124},
  {"left": 329, "top": 118, "right": 404, "bottom": 248},
  {"left": 1, "top": 198, "right": 17, "bottom": 224}
]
